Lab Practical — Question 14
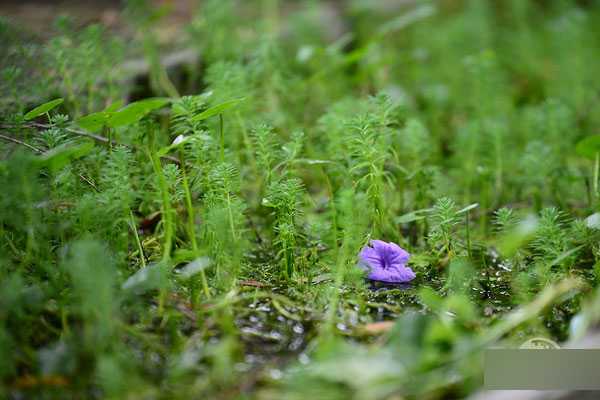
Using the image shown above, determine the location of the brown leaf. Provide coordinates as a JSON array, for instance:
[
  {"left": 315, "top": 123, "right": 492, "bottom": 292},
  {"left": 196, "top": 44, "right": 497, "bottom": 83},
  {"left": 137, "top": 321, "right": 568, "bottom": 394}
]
[
  {"left": 239, "top": 279, "right": 268, "bottom": 288},
  {"left": 361, "top": 321, "right": 395, "bottom": 335}
]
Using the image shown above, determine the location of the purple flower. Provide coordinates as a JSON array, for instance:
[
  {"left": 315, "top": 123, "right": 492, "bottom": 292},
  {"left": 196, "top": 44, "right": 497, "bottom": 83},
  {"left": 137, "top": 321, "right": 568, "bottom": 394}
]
[{"left": 359, "top": 240, "right": 415, "bottom": 283}]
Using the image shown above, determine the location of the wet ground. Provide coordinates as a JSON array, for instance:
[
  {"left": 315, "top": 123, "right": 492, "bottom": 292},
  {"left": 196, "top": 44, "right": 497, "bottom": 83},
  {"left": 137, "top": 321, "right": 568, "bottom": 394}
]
[{"left": 225, "top": 243, "right": 581, "bottom": 380}]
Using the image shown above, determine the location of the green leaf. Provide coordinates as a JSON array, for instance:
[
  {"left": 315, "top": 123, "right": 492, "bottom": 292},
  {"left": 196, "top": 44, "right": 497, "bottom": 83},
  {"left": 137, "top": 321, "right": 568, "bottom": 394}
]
[
  {"left": 75, "top": 101, "right": 130, "bottom": 131},
  {"left": 376, "top": 4, "right": 436, "bottom": 37},
  {"left": 24, "top": 98, "right": 64, "bottom": 120},
  {"left": 122, "top": 262, "right": 169, "bottom": 293},
  {"left": 387, "top": 312, "right": 430, "bottom": 362},
  {"left": 395, "top": 208, "right": 433, "bottom": 224},
  {"left": 108, "top": 98, "right": 170, "bottom": 128},
  {"left": 576, "top": 135, "right": 600, "bottom": 160},
  {"left": 76, "top": 111, "right": 113, "bottom": 132},
  {"left": 418, "top": 286, "right": 444, "bottom": 311},
  {"left": 190, "top": 98, "right": 245, "bottom": 122},
  {"left": 34, "top": 140, "right": 95, "bottom": 172},
  {"left": 104, "top": 100, "right": 124, "bottom": 112},
  {"left": 496, "top": 214, "right": 539, "bottom": 257},
  {"left": 547, "top": 245, "right": 583, "bottom": 267},
  {"left": 457, "top": 203, "right": 479, "bottom": 214},
  {"left": 586, "top": 213, "right": 600, "bottom": 230},
  {"left": 178, "top": 257, "right": 212, "bottom": 280},
  {"left": 261, "top": 197, "right": 276, "bottom": 208},
  {"left": 291, "top": 159, "right": 336, "bottom": 165},
  {"left": 156, "top": 135, "right": 196, "bottom": 157}
]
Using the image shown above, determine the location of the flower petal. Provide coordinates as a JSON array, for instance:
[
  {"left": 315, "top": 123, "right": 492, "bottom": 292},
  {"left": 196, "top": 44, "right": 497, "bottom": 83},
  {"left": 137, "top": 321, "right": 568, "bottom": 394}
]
[
  {"left": 370, "top": 240, "right": 389, "bottom": 252},
  {"left": 359, "top": 245, "right": 383, "bottom": 269},
  {"left": 386, "top": 242, "right": 410, "bottom": 263},
  {"left": 358, "top": 239, "right": 414, "bottom": 283},
  {"left": 368, "top": 265, "right": 416, "bottom": 283}
]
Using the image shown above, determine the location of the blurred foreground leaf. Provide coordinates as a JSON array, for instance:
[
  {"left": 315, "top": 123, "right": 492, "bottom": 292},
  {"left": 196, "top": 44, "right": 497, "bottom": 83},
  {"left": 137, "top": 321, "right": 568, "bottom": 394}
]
[
  {"left": 34, "top": 140, "right": 94, "bottom": 172},
  {"left": 575, "top": 135, "right": 600, "bottom": 160},
  {"left": 496, "top": 214, "right": 538, "bottom": 257}
]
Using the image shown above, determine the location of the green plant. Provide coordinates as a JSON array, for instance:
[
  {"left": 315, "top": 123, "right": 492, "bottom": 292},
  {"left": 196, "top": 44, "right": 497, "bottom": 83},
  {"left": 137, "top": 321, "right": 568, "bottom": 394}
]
[
  {"left": 2, "top": 1, "right": 600, "bottom": 398},
  {"left": 264, "top": 177, "right": 305, "bottom": 280}
]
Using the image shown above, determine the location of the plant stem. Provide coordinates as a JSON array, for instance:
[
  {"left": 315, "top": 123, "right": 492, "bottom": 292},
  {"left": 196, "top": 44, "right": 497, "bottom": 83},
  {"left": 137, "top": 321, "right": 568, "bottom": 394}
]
[
  {"left": 466, "top": 211, "right": 472, "bottom": 258},
  {"left": 225, "top": 192, "right": 238, "bottom": 240},
  {"left": 179, "top": 149, "right": 211, "bottom": 299},
  {"left": 322, "top": 167, "right": 339, "bottom": 260},
  {"left": 129, "top": 209, "right": 146, "bottom": 269},
  {"left": 147, "top": 131, "right": 173, "bottom": 263},
  {"left": 235, "top": 110, "right": 258, "bottom": 173},
  {"left": 324, "top": 239, "right": 350, "bottom": 337},
  {"left": 594, "top": 152, "right": 599, "bottom": 199},
  {"left": 147, "top": 136, "right": 173, "bottom": 317},
  {"left": 219, "top": 113, "right": 225, "bottom": 162}
]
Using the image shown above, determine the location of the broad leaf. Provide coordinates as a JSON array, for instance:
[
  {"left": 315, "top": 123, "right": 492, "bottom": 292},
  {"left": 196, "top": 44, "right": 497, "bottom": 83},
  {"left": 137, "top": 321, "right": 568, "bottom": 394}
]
[
  {"left": 575, "top": 135, "right": 600, "bottom": 160},
  {"left": 76, "top": 111, "right": 113, "bottom": 132},
  {"left": 108, "top": 98, "right": 170, "bottom": 128},
  {"left": 190, "top": 98, "right": 245, "bottom": 122},
  {"left": 104, "top": 100, "right": 124, "bottom": 112},
  {"left": 24, "top": 98, "right": 64, "bottom": 120}
]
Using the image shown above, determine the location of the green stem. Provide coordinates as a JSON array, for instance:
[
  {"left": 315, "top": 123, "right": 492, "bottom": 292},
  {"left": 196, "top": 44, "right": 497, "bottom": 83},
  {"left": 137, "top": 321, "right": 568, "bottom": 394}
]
[
  {"left": 593, "top": 152, "right": 599, "bottom": 200},
  {"left": 219, "top": 114, "right": 225, "bottom": 162},
  {"left": 179, "top": 149, "right": 211, "bottom": 299},
  {"left": 235, "top": 110, "right": 257, "bottom": 173},
  {"left": 322, "top": 167, "right": 339, "bottom": 260},
  {"left": 324, "top": 239, "right": 350, "bottom": 337},
  {"left": 466, "top": 211, "right": 472, "bottom": 259},
  {"left": 148, "top": 142, "right": 172, "bottom": 317},
  {"left": 147, "top": 135, "right": 173, "bottom": 263},
  {"left": 107, "top": 127, "right": 113, "bottom": 152},
  {"left": 225, "top": 192, "right": 238, "bottom": 240},
  {"left": 129, "top": 209, "right": 146, "bottom": 269},
  {"left": 22, "top": 172, "right": 34, "bottom": 264}
]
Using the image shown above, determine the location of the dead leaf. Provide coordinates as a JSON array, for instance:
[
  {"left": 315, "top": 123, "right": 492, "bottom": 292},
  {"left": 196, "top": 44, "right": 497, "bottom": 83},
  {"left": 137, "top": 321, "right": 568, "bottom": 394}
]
[{"left": 360, "top": 321, "right": 395, "bottom": 335}]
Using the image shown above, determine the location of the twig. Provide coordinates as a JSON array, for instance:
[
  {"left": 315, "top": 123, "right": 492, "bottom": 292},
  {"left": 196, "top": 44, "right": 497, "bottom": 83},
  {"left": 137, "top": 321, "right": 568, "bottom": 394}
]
[
  {"left": 1, "top": 123, "right": 181, "bottom": 165},
  {"left": 29, "top": 122, "right": 111, "bottom": 144},
  {"left": 1, "top": 131, "right": 104, "bottom": 192},
  {"left": 78, "top": 174, "right": 99, "bottom": 192},
  {"left": 0, "top": 133, "right": 42, "bottom": 153}
]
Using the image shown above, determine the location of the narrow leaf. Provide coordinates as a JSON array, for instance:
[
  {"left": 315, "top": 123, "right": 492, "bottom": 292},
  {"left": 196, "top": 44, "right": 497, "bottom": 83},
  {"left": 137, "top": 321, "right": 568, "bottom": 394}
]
[
  {"left": 457, "top": 203, "right": 479, "bottom": 214},
  {"left": 396, "top": 208, "right": 433, "bottom": 224},
  {"left": 76, "top": 111, "right": 113, "bottom": 132}
]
